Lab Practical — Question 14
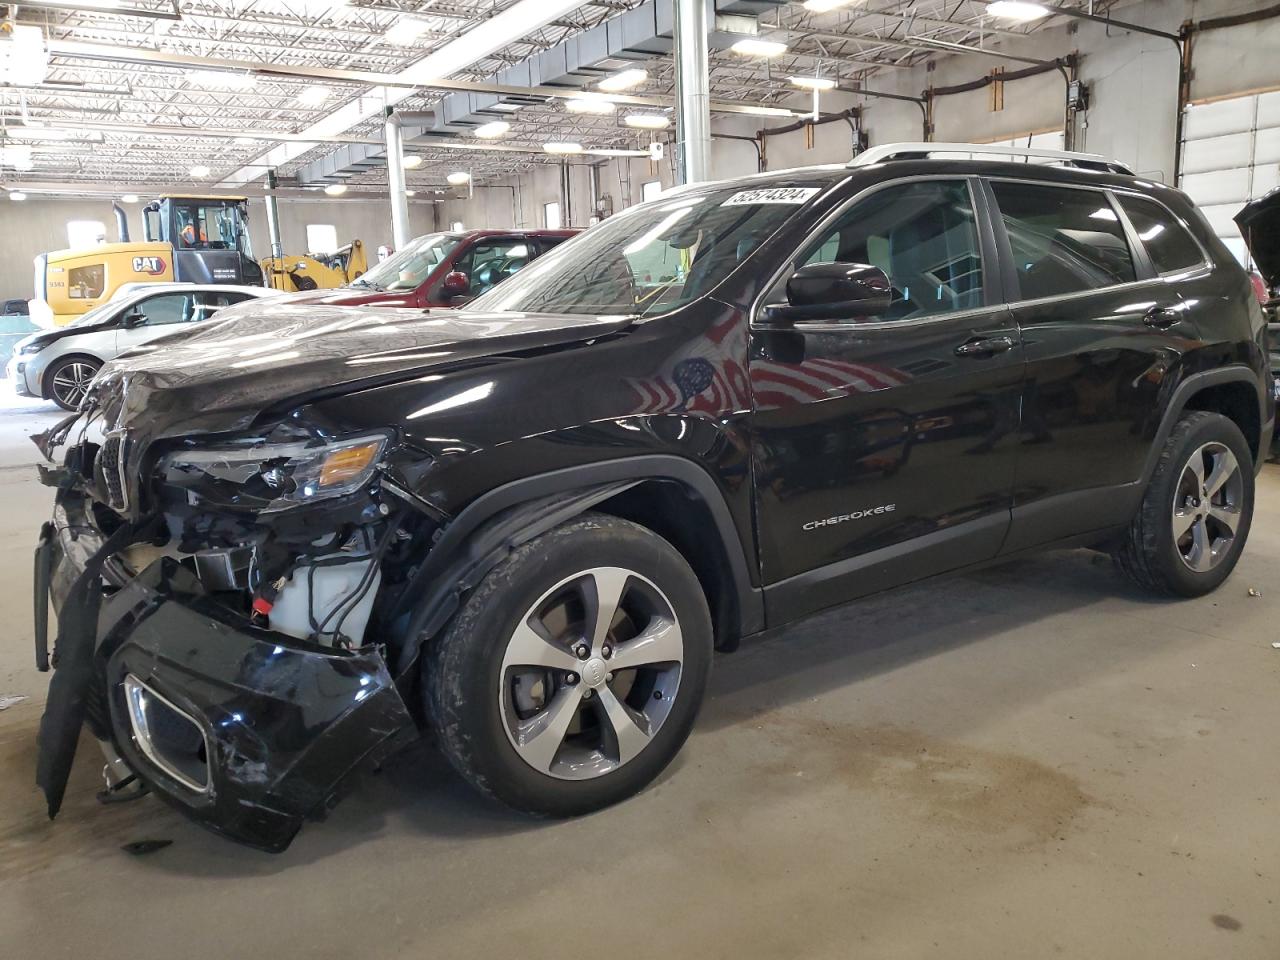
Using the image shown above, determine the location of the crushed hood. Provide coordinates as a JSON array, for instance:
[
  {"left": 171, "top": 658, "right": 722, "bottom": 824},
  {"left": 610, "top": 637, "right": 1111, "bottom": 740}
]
[
  {"left": 94, "top": 301, "right": 633, "bottom": 437},
  {"left": 1236, "top": 187, "right": 1280, "bottom": 292}
]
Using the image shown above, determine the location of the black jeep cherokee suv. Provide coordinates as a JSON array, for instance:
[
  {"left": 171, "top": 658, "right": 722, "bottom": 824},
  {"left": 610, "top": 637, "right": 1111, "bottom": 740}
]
[{"left": 34, "top": 144, "right": 1273, "bottom": 850}]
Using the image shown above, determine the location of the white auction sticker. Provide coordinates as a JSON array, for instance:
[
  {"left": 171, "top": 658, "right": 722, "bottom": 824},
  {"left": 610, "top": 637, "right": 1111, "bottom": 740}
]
[{"left": 721, "top": 187, "right": 820, "bottom": 206}]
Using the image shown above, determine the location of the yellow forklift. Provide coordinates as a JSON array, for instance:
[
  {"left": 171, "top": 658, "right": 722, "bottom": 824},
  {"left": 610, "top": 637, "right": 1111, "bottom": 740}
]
[{"left": 32, "top": 196, "right": 263, "bottom": 327}]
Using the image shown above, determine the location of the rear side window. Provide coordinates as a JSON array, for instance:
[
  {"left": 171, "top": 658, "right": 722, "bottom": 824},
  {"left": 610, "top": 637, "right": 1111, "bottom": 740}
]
[
  {"left": 1115, "top": 195, "right": 1205, "bottom": 274},
  {"left": 990, "top": 181, "right": 1136, "bottom": 300}
]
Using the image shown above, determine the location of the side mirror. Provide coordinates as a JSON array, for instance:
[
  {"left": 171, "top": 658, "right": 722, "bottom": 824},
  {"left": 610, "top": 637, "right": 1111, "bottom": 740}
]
[
  {"left": 121, "top": 311, "right": 144, "bottom": 328},
  {"left": 442, "top": 271, "right": 470, "bottom": 296},
  {"left": 764, "top": 262, "right": 892, "bottom": 325}
]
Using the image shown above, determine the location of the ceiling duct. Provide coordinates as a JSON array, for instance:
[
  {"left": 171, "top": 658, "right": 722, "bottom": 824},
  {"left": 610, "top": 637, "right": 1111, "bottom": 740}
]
[{"left": 294, "top": 0, "right": 786, "bottom": 187}]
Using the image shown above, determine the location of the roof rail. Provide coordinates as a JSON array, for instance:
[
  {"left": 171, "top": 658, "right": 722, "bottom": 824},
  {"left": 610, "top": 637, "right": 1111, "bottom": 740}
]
[{"left": 849, "top": 142, "right": 1134, "bottom": 175}]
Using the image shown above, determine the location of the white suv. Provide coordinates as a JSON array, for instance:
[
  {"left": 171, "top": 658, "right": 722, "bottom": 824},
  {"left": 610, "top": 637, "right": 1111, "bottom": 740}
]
[{"left": 9, "top": 283, "right": 269, "bottom": 410}]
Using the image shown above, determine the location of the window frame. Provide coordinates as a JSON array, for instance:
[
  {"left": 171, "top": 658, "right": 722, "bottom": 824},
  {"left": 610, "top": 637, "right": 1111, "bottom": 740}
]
[
  {"left": 1109, "top": 190, "right": 1213, "bottom": 278},
  {"left": 750, "top": 174, "right": 1005, "bottom": 333},
  {"left": 980, "top": 176, "right": 1162, "bottom": 308}
]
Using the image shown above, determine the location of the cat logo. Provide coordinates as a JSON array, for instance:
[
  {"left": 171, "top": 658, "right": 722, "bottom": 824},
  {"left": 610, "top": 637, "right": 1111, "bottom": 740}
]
[{"left": 132, "top": 256, "right": 167, "bottom": 275}]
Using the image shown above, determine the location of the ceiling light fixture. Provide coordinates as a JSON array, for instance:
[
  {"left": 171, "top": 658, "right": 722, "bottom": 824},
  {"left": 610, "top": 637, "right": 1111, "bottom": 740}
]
[
  {"left": 298, "top": 85, "right": 331, "bottom": 107},
  {"left": 192, "top": 69, "right": 256, "bottom": 90},
  {"left": 406, "top": 189, "right": 417, "bottom": 197},
  {"left": 402, "top": 154, "right": 424, "bottom": 169},
  {"left": 543, "top": 142, "right": 584, "bottom": 155},
  {"left": 9, "top": 191, "right": 27, "bottom": 201},
  {"left": 10, "top": 124, "right": 71, "bottom": 140},
  {"left": 986, "top": 1, "right": 1050, "bottom": 21},
  {"left": 121, "top": 193, "right": 139, "bottom": 202},
  {"left": 740, "top": 105, "right": 796, "bottom": 117},
  {"left": 730, "top": 38, "right": 788, "bottom": 58},
  {"left": 446, "top": 171, "right": 471, "bottom": 185},
  {"left": 597, "top": 68, "right": 648, "bottom": 92},
  {"left": 0, "top": 25, "right": 49, "bottom": 87},
  {"left": 491, "top": 102, "right": 523, "bottom": 113},
  {"left": 324, "top": 183, "right": 348, "bottom": 196},
  {"left": 803, "top": 0, "right": 853, "bottom": 11},
  {"left": 189, "top": 164, "right": 211, "bottom": 178},
  {"left": 474, "top": 120, "right": 511, "bottom": 139},
  {"left": 624, "top": 114, "right": 670, "bottom": 130},
  {"left": 588, "top": 148, "right": 650, "bottom": 158},
  {"left": 565, "top": 96, "right": 616, "bottom": 115},
  {"left": 790, "top": 76, "right": 837, "bottom": 91},
  {"left": 385, "top": 15, "right": 433, "bottom": 45}
]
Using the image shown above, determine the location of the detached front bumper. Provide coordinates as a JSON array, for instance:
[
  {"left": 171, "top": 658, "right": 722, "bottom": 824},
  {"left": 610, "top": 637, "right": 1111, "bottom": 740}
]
[{"left": 35, "top": 495, "right": 417, "bottom": 852}]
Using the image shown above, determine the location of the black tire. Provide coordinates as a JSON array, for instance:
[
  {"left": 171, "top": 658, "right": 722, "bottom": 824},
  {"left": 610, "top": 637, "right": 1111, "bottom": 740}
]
[
  {"left": 424, "top": 512, "right": 713, "bottom": 816},
  {"left": 1113, "top": 411, "right": 1254, "bottom": 596},
  {"left": 44, "top": 355, "right": 101, "bottom": 411}
]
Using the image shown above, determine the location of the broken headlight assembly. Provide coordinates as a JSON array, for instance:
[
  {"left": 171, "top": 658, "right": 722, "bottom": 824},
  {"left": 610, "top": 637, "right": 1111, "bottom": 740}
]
[{"left": 159, "top": 432, "right": 390, "bottom": 513}]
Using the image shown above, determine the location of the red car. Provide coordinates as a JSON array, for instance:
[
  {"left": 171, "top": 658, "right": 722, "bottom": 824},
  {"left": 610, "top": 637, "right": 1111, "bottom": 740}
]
[{"left": 283, "top": 229, "right": 579, "bottom": 309}]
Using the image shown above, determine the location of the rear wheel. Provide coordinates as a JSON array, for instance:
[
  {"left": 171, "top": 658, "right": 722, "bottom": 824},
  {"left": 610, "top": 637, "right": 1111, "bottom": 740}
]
[
  {"left": 45, "top": 356, "right": 100, "bottom": 411},
  {"left": 424, "top": 513, "right": 712, "bottom": 816},
  {"left": 1113, "top": 411, "right": 1254, "bottom": 596}
]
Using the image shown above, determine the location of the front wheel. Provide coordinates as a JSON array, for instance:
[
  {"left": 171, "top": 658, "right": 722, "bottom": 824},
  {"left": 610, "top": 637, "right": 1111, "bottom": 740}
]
[
  {"left": 1113, "top": 411, "right": 1254, "bottom": 596},
  {"left": 424, "top": 513, "right": 713, "bottom": 816},
  {"left": 45, "top": 356, "right": 100, "bottom": 411}
]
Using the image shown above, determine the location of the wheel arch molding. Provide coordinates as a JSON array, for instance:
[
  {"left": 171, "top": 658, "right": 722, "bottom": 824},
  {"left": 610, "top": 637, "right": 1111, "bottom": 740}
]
[
  {"left": 390, "top": 455, "right": 764, "bottom": 677},
  {"left": 1144, "top": 366, "right": 1272, "bottom": 482}
]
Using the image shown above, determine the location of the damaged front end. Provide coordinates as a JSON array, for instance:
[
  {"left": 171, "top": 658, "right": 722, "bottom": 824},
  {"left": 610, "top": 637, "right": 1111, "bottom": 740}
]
[{"left": 33, "top": 375, "right": 438, "bottom": 852}]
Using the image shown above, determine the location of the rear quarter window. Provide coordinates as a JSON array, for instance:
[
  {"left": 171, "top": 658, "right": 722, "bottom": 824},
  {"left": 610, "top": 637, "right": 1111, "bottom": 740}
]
[{"left": 1116, "top": 195, "right": 1206, "bottom": 274}]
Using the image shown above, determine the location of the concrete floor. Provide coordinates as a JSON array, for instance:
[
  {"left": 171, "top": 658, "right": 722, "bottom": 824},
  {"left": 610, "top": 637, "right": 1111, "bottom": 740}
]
[{"left": 1, "top": 387, "right": 1278, "bottom": 959}]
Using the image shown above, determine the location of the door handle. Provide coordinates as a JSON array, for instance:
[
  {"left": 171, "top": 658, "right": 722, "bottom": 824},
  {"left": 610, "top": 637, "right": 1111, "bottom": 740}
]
[
  {"left": 954, "top": 335, "right": 1017, "bottom": 358},
  {"left": 1143, "top": 305, "right": 1181, "bottom": 329}
]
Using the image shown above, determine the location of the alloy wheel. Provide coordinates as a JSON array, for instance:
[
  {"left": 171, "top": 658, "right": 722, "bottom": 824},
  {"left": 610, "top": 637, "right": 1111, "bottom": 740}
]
[
  {"left": 498, "top": 567, "right": 684, "bottom": 780},
  {"left": 1171, "top": 441, "right": 1243, "bottom": 573},
  {"left": 50, "top": 361, "right": 97, "bottom": 409}
]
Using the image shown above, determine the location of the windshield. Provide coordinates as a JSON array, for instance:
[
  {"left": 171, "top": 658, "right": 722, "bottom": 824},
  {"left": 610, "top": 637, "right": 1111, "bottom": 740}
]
[
  {"left": 467, "top": 182, "right": 828, "bottom": 316},
  {"left": 171, "top": 201, "right": 249, "bottom": 253},
  {"left": 67, "top": 299, "right": 124, "bottom": 328},
  {"left": 355, "top": 233, "right": 461, "bottom": 291}
]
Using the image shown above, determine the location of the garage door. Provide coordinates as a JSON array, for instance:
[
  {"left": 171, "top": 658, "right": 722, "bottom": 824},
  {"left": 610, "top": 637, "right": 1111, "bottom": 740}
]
[{"left": 1180, "top": 90, "right": 1280, "bottom": 266}]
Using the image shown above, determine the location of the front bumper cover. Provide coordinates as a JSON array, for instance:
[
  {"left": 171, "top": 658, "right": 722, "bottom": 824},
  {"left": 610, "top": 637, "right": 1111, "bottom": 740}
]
[{"left": 35, "top": 494, "right": 417, "bottom": 852}]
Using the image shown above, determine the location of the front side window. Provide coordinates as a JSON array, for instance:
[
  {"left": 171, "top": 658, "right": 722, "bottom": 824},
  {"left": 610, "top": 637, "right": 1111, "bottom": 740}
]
[
  {"left": 457, "top": 240, "right": 530, "bottom": 296},
  {"left": 991, "top": 181, "right": 1136, "bottom": 300},
  {"left": 1116, "top": 195, "right": 1205, "bottom": 274},
  {"left": 471, "top": 180, "right": 828, "bottom": 317},
  {"left": 796, "top": 179, "right": 986, "bottom": 321},
  {"left": 129, "top": 293, "right": 195, "bottom": 326}
]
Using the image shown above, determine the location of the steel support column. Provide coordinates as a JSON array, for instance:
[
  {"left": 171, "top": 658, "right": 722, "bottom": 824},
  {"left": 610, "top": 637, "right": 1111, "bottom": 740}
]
[
  {"left": 384, "top": 110, "right": 410, "bottom": 250},
  {"left": 264, "top": 169, "right": 284, "bottom": 260},
  {"left": 673, "top": 0, "right": 711, "bottom": 185}
]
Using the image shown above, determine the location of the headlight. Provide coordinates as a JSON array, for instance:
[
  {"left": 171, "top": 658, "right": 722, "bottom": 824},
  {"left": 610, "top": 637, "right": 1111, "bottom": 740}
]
[
  {"left": 16, "top": 341, "right": 46, "bottom": 356},
  {"left": 159, "top": 433, "right": 389, "bottom": 513}
]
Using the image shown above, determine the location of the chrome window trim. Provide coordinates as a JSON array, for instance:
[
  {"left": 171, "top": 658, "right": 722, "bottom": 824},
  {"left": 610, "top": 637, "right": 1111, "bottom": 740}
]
[{"left": 749, "top": 174, "right": 993, "bottom": 332}]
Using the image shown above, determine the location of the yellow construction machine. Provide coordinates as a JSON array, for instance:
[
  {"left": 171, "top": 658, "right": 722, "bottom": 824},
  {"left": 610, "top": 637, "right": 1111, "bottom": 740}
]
[
  {"left": 260, "top": 240, "right": 367, "bottom": 292},
  {"left": 32, "top": 196, "right": 263, "bottom": 327}
]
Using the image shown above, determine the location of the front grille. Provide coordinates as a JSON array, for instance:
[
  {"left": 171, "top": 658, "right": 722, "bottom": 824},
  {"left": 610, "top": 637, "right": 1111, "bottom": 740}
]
[{"left": 99, "top": 433, "right": 128, "bottom": 511}]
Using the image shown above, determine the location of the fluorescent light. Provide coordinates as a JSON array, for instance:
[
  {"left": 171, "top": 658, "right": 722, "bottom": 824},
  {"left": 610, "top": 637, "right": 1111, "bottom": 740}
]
[
  {"left": 543, "top": 142, "right": 583, "bottom": 155},
  {"left": 624, "top": 113, "right": 670, "bottom": 130},
  {"left": 790, "top": 76, "right": 837, "bottom": 91},
  {"left": 324, "top": 183, "right": 348, "bottom": 196},
  {"left": 474, "top": 120, "right": 511, "bottom": 139},
  {"left": 588, "top": 148, "right": 650, "bottom": 157},
  {"left": 447, "top": 171, "right": 471, "bottom": 185},
  {"left": 739, "top": 105, "right": 795, "bottom": 117},
  {"left": 406, "top": 189, "right": 417, "bottom": 197},
  {"left": 298, "top": 85, "right": 331, "bottom": 107},
  {"left": 121, "top": 193, "right": 139, "bottom": 203},
  {"left": 0, "top": 25, "right": 49, "bottom": 87},
  {"left": 386, "top": 15, "right": 432, "bottom": 45},
  {"left": 565, "top": 96, "right": 616, "bottom": 115},
  {"left": 9, "top": 191, "right": 27, "bottom": 202},
  {"left": 598, "top": 68, "right": 648, "bottom": 92},
  {"left": 402, "top": 154, "right": 424, "bottom": 169},
  {"left": 189, "top": 165, "right": 211, "bottom": 178},
  {"left": 730, "top": 38, "right": 788, "bottom": 58},
  {"left": 192, "top": 70, "right": 255, "bottom": 90},
  {"left": 491, "top": 102, "right": 523, "bottom": 112},
  {"left": 986, "top": 1, "right": 1050, "bottom": 21},
  {"left": 803, "top": 0, "right": 853, "bottom": 11}
]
